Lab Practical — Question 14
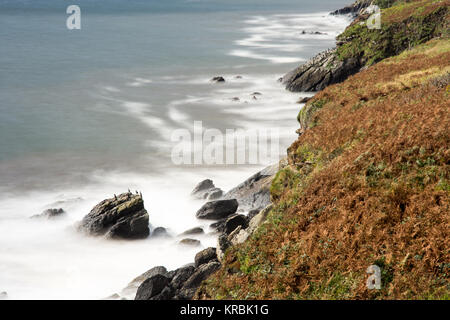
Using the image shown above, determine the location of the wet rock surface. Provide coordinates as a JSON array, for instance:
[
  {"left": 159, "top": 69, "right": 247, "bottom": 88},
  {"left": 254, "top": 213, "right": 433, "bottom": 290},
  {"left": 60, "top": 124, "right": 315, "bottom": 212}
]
[
  {"left": 191, "top": 179, "right": 224, "bottom": 200},
  {"left": 78, "top": 192, "right": 150, "bottom": 240},
  {"left": 196, "top": 199, "right": 238, "bottom": 220},
  {"left": 195, "top": 247, "right": 218, "bottom": 268},
  {"left": 282, "top": 48, "right": 361, "bottom": 92},
  {"left": 31, "top": 208, "right": 66, "bottom": 219}
]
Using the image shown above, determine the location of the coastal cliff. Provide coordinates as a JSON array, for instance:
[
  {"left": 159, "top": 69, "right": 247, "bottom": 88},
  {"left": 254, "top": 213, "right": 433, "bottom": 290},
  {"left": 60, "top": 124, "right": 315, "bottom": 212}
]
[
  {"left": 196, "top": 0, "right": 450, "bottom": 300},
  {"left": 282, "top": 0, "right": 449, "bottom": 92}
]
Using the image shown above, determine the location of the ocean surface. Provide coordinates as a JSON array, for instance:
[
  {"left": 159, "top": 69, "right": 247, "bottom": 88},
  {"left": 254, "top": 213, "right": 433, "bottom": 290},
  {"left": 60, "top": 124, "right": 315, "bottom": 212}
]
[{"left": 0, "top": 0, "right": 351, "bottom": 299}]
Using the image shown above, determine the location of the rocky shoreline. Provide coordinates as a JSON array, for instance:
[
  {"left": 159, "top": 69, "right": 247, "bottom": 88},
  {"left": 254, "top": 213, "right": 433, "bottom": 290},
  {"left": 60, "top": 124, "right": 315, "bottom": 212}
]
[
  {"left": 105, "top": 161, "right": 282, "bottom": 300},
  {"left": 282, "top": 0, "right": 372, "bottom": 92}
]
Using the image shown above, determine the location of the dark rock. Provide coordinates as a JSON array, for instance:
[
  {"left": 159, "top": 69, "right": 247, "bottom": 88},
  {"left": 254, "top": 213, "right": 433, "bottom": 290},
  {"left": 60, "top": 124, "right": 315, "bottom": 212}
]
[
  {"left": 170, "top": 265, "right": 196, "bottom": 290},
  {"left": 182, "top": 261, "right": 221, "bottom": 290},
  {"left": 231, "top": 97, "right": 240, "bottom": 101},
  {"left": 104, "top": 293, "right": 121, "bottom": 300},
  {"left": 235, "top": 75, "right": 243, "bottom": 79},
  {"left": 251, "top": 92, "right": 262, "bottom": 96},
  {"left": 196, "top": 199, "right": 238, "bottom": 220},
  {"left": 31, "top": 208, "right": 65, "bottom": 219},
  {"left": 135, "top": 274, "right": 171, "bottom": 300},
  {"left": 224, "top": 214, "right": 248, "bottom": 235},
  {"left": 195, "top": 247, "right": 218, "bottom": 268},
  {"left": 209, "top": 219, "right": 227, "bottom": 233},
  {"left": 179, "top": 238, "right": 201, "bottom": 247},
  {"left": 211, "top": 76, "right": 225, "bottom": 83},
  {"left": 78, "top": 192, "right": 149, "bottom": 239},
  {"left": 151, "top": 227, "right": 170, "bottom": 238},
  {"left": 0, "top": 291, "right": 7, "bottom": 299},
  {"left": 180, "top": 227, "right": 204, "bottom": 236}
]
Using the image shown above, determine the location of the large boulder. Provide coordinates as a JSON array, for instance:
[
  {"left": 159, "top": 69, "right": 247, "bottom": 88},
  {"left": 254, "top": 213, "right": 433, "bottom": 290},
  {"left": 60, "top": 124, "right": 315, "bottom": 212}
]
[
  {"left": 122, "top": 266, "right": 168, "bottom": 296},
  {"left": 135, "top": 274, "right": 171, "bottom": 300},
  {"left": 196, "top": 199, "right": 238, "bottom": 220},
  {"left": 177, "top": 261, "right": 221, "bottom": 299},
  {"left": 78, "top": 192, "right": 149, "bottom": 239},
  {"left": 195, "top": 247, "right": 218, "bottom": 268}
]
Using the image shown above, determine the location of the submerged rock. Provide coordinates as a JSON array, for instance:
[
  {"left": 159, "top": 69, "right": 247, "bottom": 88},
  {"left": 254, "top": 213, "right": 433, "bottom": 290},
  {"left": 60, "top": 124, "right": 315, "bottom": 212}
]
[
  {"left": 170, "top": 265, "right": 196, "bottom": 290},
  {"left": 151, "top": 227, "right": 170, "bottom": 238},
  {"left": 0, "top": 291, "right": 7, "bottom": 300},
  {"left": 196, "top": 199, "right": 238, "bottom": 220},
  {"left": 31, "top": 208, "right": 65, "bottom": 219},
  {"left": 331, "top": 0, "right": 372, "bottom": 16},
  {"left": 180, "top": 227, "right": 204, "bottom": 236},
  {"left": 179, "top": 238, "right": 201, "bottom": 247},
  {"left": 211, "top": 76, "right": 225, "bottom": 83},
  {"left": 78, "top": 192, "right": 149, "bottom": 239},
  {"left": 297, "top": 96, "right": 311, "bottom": 104}
]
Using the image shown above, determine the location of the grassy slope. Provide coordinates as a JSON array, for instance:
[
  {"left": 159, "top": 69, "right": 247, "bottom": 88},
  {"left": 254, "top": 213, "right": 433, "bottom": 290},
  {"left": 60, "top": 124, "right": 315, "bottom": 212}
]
[{"left": 198, "top": 1, "right": 450, "bottom": 300}]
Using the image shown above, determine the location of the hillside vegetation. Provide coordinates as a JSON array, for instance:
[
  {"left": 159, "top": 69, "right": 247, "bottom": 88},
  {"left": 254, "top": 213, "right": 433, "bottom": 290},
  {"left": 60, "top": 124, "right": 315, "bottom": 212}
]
[{"left": 197, "top": 0, "right": 450, "bottom": 300}]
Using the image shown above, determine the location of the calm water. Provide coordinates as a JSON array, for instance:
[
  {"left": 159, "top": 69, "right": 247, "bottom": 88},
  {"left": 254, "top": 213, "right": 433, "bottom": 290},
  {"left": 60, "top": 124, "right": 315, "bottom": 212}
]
[{"left": 0, "top": 0, "right": 350, "bottom": 299}]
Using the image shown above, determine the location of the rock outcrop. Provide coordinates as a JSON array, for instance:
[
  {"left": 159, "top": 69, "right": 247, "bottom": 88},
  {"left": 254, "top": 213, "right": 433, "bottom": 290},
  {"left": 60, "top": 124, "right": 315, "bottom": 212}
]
[
  {"left": 78, "top": 192, "right": 149, "bottom": 239},
  {"left": 282, "top": 48, "right": 361, "bottom": 92},
  {"left": 133, "top": 260, "right": 221, "bottom": 300},
  {"left": 330, "top": 0, "right": 372, "bottom": 16},
  {"left": 222, "top": 163, "right": 279, "bottom": 212}
]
